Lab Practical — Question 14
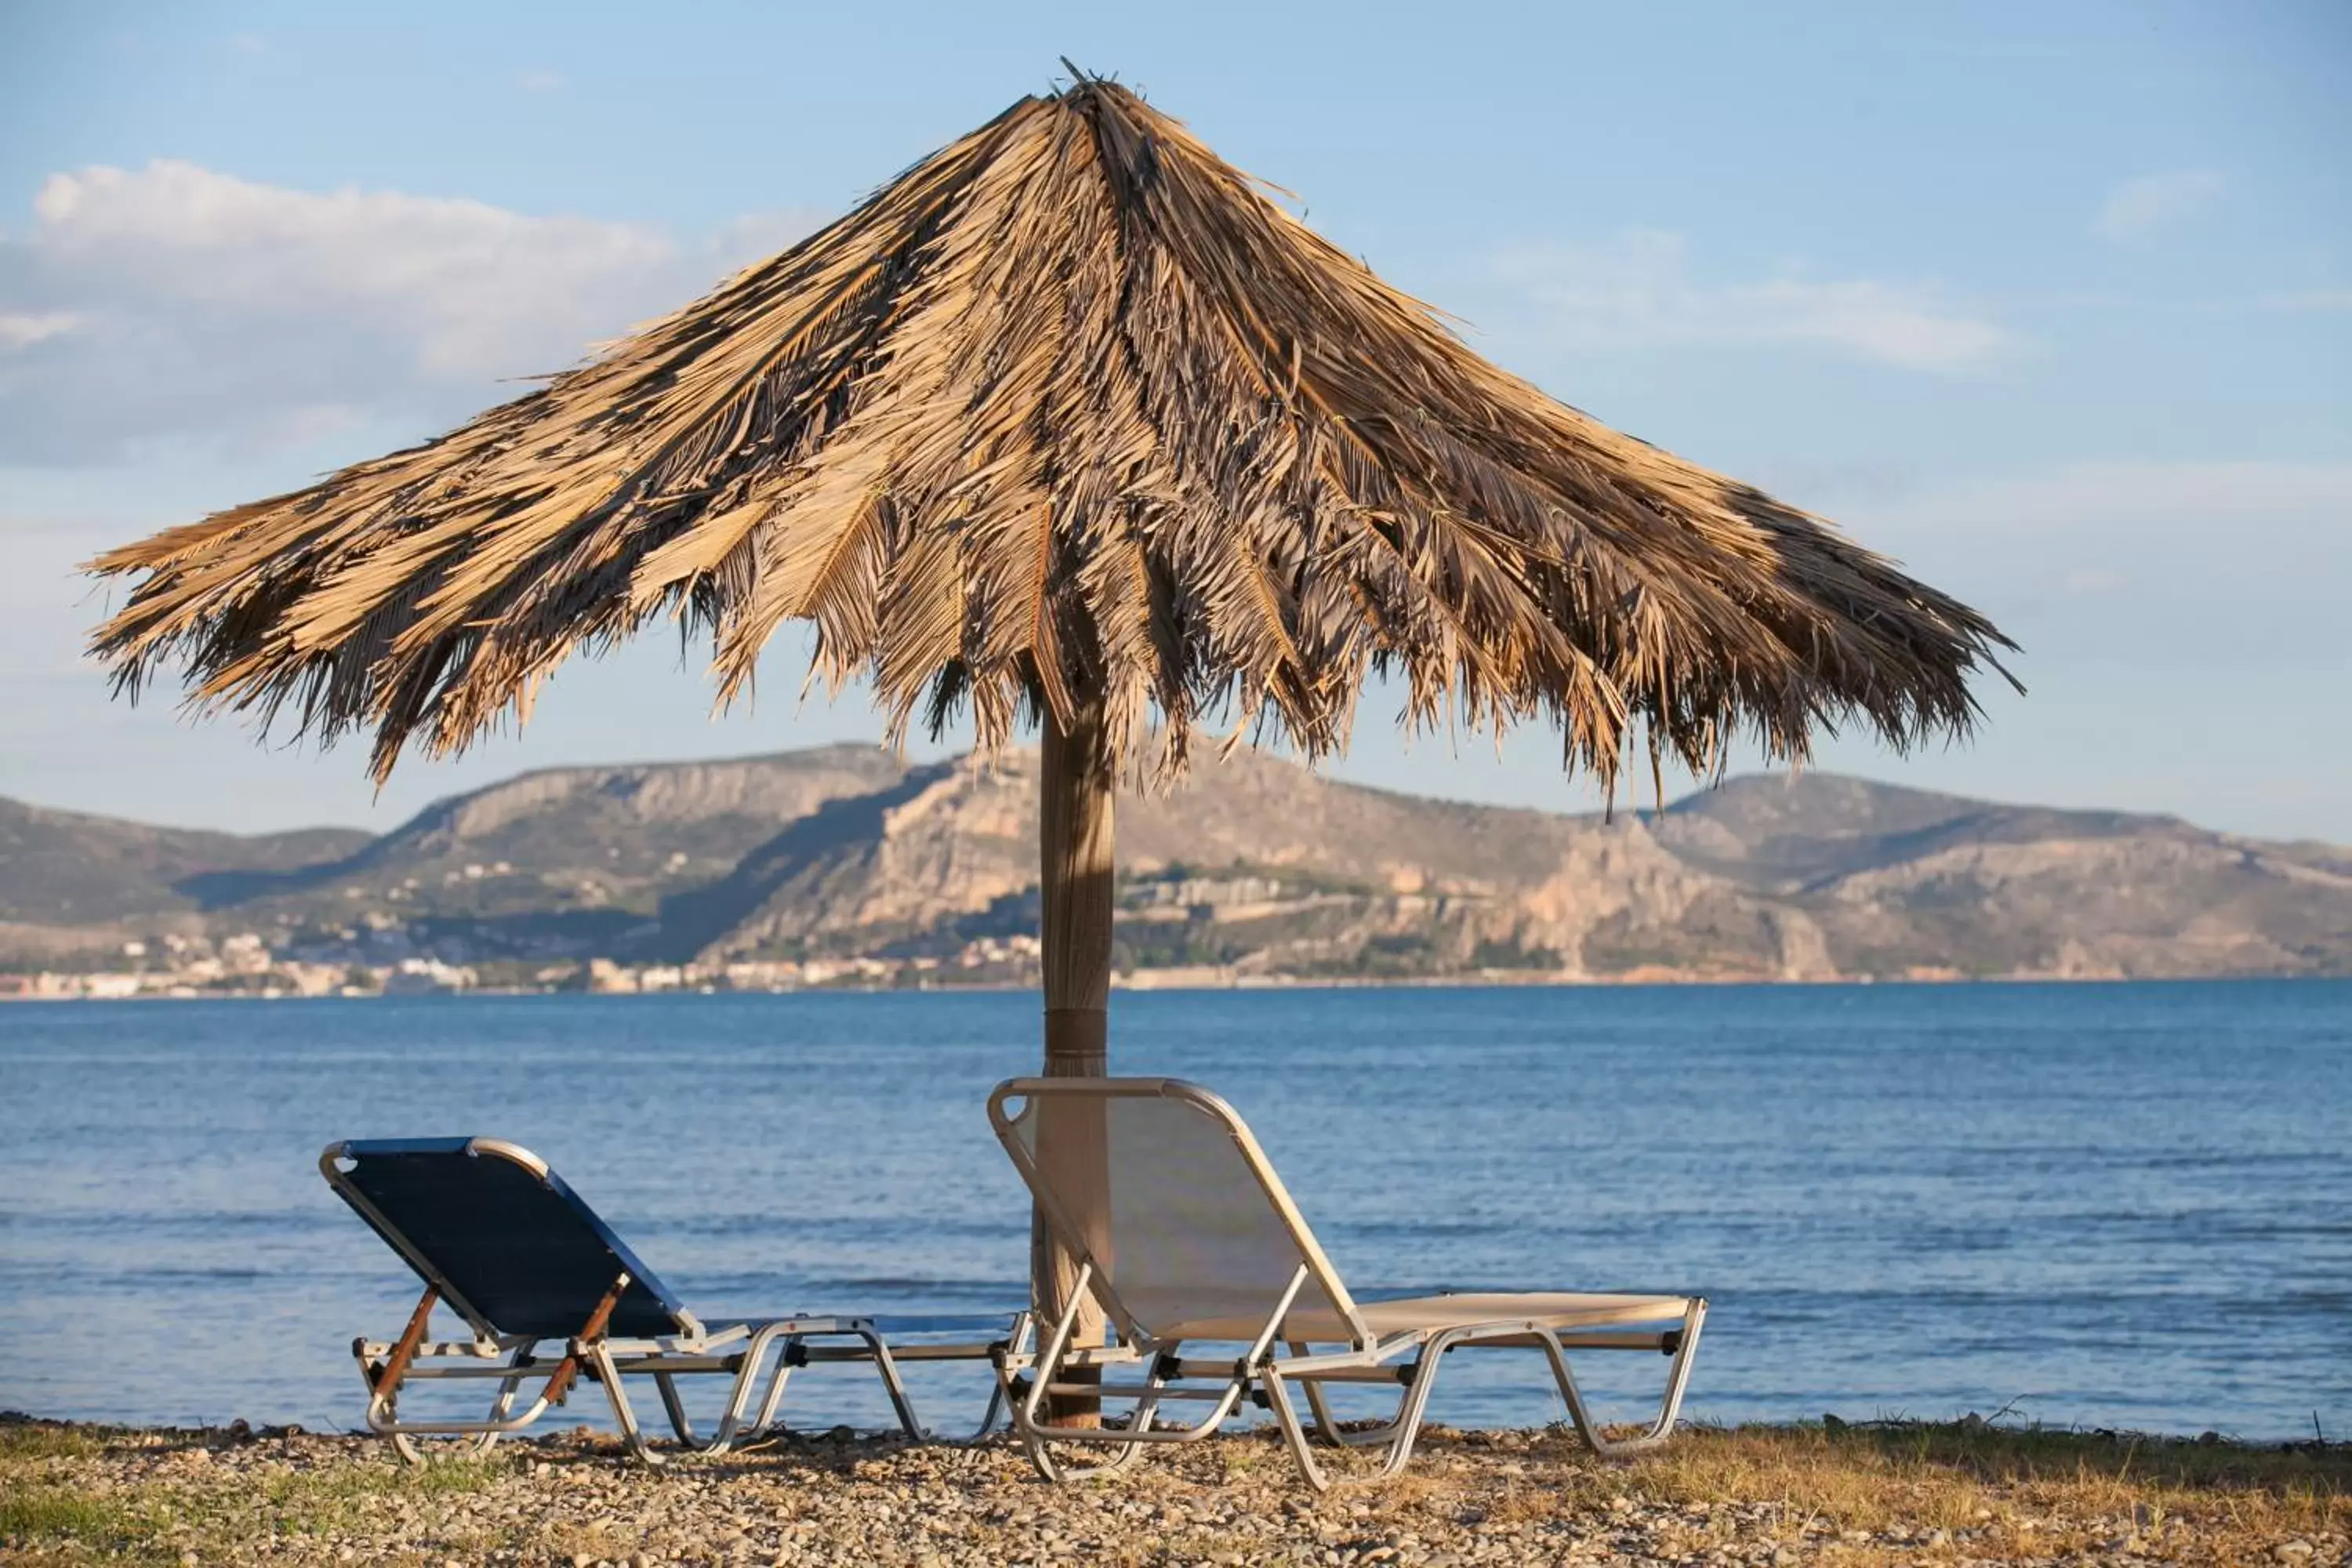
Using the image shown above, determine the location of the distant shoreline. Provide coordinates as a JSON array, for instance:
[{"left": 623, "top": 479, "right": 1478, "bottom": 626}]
[{"left": 6, "top": 969, "right": 2343, "bottom": 1001}]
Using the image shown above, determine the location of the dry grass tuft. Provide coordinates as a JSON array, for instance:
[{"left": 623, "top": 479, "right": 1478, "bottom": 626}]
[{"left": 1603, "top": 1420, "right": 2348, "bottom": 1559}]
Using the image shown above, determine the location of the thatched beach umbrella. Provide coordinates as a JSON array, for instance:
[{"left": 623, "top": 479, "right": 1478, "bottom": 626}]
[{"left": 88, "top": 72, "right": 2013, "bottom": 1414}]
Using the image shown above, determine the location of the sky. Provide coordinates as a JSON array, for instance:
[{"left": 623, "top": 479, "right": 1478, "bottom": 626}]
[{"left": 2, "top": 0, "right": 2347, "bottom": 842}]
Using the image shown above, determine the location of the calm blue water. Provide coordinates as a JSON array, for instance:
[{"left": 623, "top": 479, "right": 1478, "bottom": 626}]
[{"left": 1, "top": 983, "right": 2345, "bottom": 1442}]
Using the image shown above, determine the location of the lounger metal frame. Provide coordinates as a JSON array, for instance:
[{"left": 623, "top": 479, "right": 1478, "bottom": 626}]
[
  {"left": 323, "top": 1139, "right": 1013, "bottom": 1464},
  {"left": 987, "top": 1079, "right": 1708, "bottom": 1490}
]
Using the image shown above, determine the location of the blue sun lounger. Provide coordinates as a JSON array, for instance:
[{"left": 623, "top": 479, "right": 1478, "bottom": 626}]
[{"left": 321, "top": 1137, "right": 1018, "bottom": 1463}]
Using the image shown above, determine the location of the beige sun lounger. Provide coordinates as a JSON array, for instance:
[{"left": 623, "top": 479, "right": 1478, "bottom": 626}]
[{"left": 989, "top": 1077, "right": 1707, "bottom": 1489}]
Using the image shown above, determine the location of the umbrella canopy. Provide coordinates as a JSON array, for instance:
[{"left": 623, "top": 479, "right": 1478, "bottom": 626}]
[
  {"left": 87, "top": 72, "right": 2014, "bottom": 1405},
  {"left": 89, "top": 74, "right": 2009, "bottom": 796}
]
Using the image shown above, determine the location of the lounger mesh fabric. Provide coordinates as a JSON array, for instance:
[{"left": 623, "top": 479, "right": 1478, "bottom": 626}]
[
  {"left": 1003, "top": 1090, "right": 1355, "bottom": 1344},
  {"left": 331, "top": 1138, "right": 684, "bottom": 1338}
]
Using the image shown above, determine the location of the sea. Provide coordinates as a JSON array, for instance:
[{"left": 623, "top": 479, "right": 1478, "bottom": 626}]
[{"left": 1, "top": 982, "right": 2345, "bottom": 1443}]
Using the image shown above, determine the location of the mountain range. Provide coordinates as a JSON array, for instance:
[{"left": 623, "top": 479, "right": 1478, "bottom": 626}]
[{"left": 5, "top": 744, "right": 2350, "bottom": 983}]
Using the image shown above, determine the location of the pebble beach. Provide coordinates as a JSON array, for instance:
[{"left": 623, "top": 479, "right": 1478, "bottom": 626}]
[{"left": 3, "top": 1415, "right": 2344, "bottom": 1567}]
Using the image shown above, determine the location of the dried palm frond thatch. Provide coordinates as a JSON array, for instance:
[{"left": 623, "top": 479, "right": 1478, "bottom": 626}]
[{"left": 86, "top": 74, "right": 2013, "bottom": 794}]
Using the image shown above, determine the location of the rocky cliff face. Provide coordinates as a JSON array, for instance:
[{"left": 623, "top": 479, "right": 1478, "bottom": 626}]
[{"left": 5, "top": 745, "right": 2348, "bottom": 981}]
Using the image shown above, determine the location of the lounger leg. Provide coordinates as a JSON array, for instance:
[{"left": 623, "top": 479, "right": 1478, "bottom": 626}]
[
  {"left": 1048, "top": 1372, "right": 1199, "bottom": 1482},
  {"left": 1269, "top": 1336, "right": 1454, "bottom": 1486},
  {"left": 589, "top": 1343, "right": 664, "bottom": 1467},
  {"left": 383, "top": 1406, "right": 424, "bottom": 1466},
  {"left": 1289, "top": 1341, "right": 1347, "bottom": 1447},
  {"left": 857, "top": 1327, "right": 925, "bottom": 1440},
  {"left": 1537, "top": 1300, "right": 1706, "bottom": 1457},
  {"left": 470, "top": 1352, "right": 534, "bottom": 1457},
  {"left": 1014, "top": 1271, "right": 1299, "bottom": 1486},
  {"left": 1012, "top": 1267, "right": 1096, "bottom": 1483},
  {"left": 1101, "top": 1356, "right": 1172, "bottom": 1474},
  {"left": 750, "top": 1334, "right": 803, "bottom": 1436},
  {"left": 1271, "top": 1345, "right": 1425, "bottom": 1457},
  {"left": 974, "top": 1312, "right": 1030, "bottom": 1447},
  {"left": 1374, "top": 1338, "right": 1450, "bottom": 1478},
  {"left": 1050, "top": 1352, "right": 1169, "bottom": 1479},
  {"left": 1254, "top": 1271, "right": 1347, "bottom": 1490},
  {"left": 1536, "top": 1331, "right": 1611, "bottom": 1455},
  {"left": 535, "top": 1272, "right": 644, "bottom": 1465},
  {"left": 1261, "top": 1368, "right": 1333, "bottom": 1493},
  {"left": 923, "top": 1312, "right": 1027, "bottom": 1453},
  {"left": 700, "top": 1326, "right": 789, "bottom": 1456},
  {"left": 969, "top": 1369, "right": 1007, "bottom": 1443},
  {"left": 364, "top": 1285, "right": 441, "bottom": 1466},
  {"left": 1647, "top": 1299, "right": 1708, "bottom": 1440},
  {"left": 654, "top": 1372, "right": 696, "bottom": 1446}
]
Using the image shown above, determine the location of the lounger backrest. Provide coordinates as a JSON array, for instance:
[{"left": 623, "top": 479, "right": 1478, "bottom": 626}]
[
  {"left": 989, "top": 1079, "right": 1367, "bottom": 1347},
  {"left": 321, "top": 1138, "right": 690, "bottom": 1340}
]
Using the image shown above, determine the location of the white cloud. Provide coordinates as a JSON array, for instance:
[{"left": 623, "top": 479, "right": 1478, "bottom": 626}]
[
  {"left": 0, "top": 311, "right": 80, "bottom": 351},
  {"left": 0, "top": 161, "right": 817, "bottom": 462},
  {"left": 1494, "top": 230, "right": 2014, "bottom": 373},
  {"left": 515, "top": 67, "right": 566, "bottom": 93},
  {"left": 1861, "top": 459, "right": 2352, "bottom": 665},
  {"left": 2093, "top": 169, "right": 2224, "bottom": 242}
]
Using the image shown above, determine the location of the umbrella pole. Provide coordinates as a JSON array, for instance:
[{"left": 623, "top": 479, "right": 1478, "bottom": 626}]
[{"left": 1033, "top": 702, "right": 1113, "bottom": 1426}]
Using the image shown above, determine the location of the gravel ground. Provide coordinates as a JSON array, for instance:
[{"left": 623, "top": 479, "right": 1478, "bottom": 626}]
[{"left": 2, "top": 1417, "right": 2344, "bottom": 1566}]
